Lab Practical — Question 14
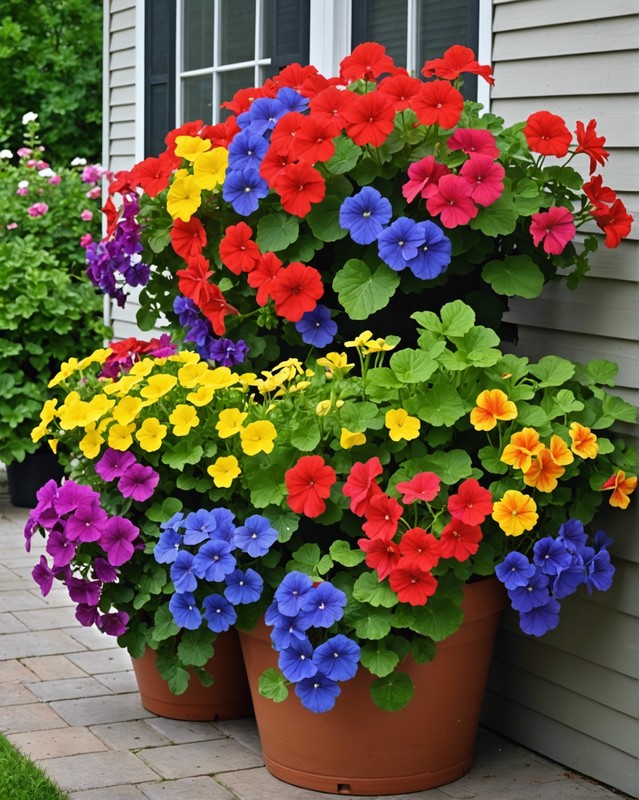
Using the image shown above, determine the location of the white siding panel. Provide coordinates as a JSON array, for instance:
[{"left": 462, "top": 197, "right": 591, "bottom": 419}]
[
  {"left": 111, "top": 7, "right": 136, "bottom": 31},
  {"left": 493, "top": 0, "right": 639, "bottom": 30},
  {"left": 110, "top": 85, "right": 137, "bottom": 107},
  {"left": 110, "top": 66, "right": 136, "bottom": 89},
  {"left": 110, "top": 103, "right": 137, "bottom": 123},
  {"left": 110, "top": 44, "right": 135, "bottom": 69},
  {"left": 110, "top": 120, "right": 136, "bottom": 142},
  {"left": 111, "top": 27, "right": 136, "bottom": 52}
]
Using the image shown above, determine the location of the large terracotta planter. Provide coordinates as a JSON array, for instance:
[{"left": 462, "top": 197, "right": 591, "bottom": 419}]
[
  {"left": 132, "top": 630, "right": 253, "bottom": 720},
  {"left": 239, "top": 577, "right": 505, "bottom": 795}
]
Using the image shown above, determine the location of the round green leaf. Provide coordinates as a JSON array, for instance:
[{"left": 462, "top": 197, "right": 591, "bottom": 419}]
[
  {"left": 333, "top": 259, "right": 400, "bottom": 320},
  {"left": 306, "top": 195, "right": 348, "bottom": 242},
  {"left": 482, "top": 255, "right": 545, "bottom": 299},
  {"left": 256, "top": 213, "right": 300, "bottom": 252},
  {"left": 370, "top": 671, "right": 414, "bottom": 711}
]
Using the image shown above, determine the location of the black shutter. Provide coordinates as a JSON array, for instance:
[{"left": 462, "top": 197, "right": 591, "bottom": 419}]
[
  {"left": 145, "top": 0, "right": 177, "bottom": 158},
  {"left": 267, "top": 0, "right": 311, "bottom": 75}
]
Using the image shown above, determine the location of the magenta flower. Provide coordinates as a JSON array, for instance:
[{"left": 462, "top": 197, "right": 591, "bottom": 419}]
[
  {"left": 93, "top": 557, "right": 117, "bottom": 582},
  {"left": 95, "top": 448, "right": 137, "bottom": 482},
  {"left": 81, "top": 164, "right": 103, "bottom": 183},
  {"left": 75, "top": 603, "right": 100, "bottom": 627},
  {"left": 402, "top": 156, "right": 450, "bottom": 203},
  {"left": 66, "top": 576, "right": 102, "bottom": 606},
  {"left": 98, "top": 611, "right": 129, "bottom": 636},
  {"left": 31, "top": 479, "right": 60, "bottom": 530},
  {"left": 27, "top": 202, "right": 49, "bottom": 217},
  {"left": 64, "top": 503, "right": 109, "bottom": 543},
  {"left": 54, "top": 480, "right": 99, "bottom": 516},
  {"left": 32, "top": 556, "right": 56, "bottom": 597},
  {"left": 46, "top": 529, "right": 76, "bottom": 569},
  {"left": 447, "top": 128, "right": 499, "bottom": 159},
  {"left": 460, "top": 154, "right": 505, "bottom": 206},
  {"left": 117, "top": 463, "right": 160, "bottom": 502},
  {"left": 101, "top": 516, "right": 140, "bottom": 566},
  {"left": 426, "top": 174, "right": 478, "bottom": 228},
  {"left": 530, "top": 206, "right": 576, "bottom": 255}
]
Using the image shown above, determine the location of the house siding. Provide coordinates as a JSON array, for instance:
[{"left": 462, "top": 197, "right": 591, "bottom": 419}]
[{"left": 483, "top": 2, "right": 639, "bottom": 796}]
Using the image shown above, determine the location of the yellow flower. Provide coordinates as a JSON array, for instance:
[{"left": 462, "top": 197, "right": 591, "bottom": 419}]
[
  {"left": 364, "top": 337, "right": 398, "bottom": 353},
  {"left": 31, "top": 422, "right": 47, "bottom": 443},
  {"left": 500, "top": 428, "right": 544, "bottom": 473},
  {"left": 167, "top": 169, "right": 202, "bottom": 221},
  {"left": 136, "top": 417, "right": 167, "bottom": 452},
  {"left": 523, "top": 448, "right": 565, "bottom": 493},
  {"left": 79, "top": 426, "right": 105, "bottom": 459},
  {"left": 340, "top": 428, "right": 367, "bottom": 449},
  {"left": 273, "top": 357, "right": 304, "bottom": 375},
  {"left": 48, "top": 438, "right": 58, "bottom": 454},
  {"left": 491, "top": 490, "right": 538, "bottom": 536},
  {"left": 128, "top": 359, "right": 154, "bottom": 377},
  {"left": 169, "top": 404, "right": 200, "bottom": 436},
  {"left": 39, "top": 399, "right": 58, "bottom": 425},
  {"left": 240, "top": 420, "right": 277, "bottom": 456},
  {"left": 174, "top": 135, "right": 211, "bottom": 161},
  {"left": 169, "top": 351, "right": 201, "bottom": 365},
  {"left": 345, "top": 331, "right": 373, "bottom": 348},
  {"left": 103, "top": 375, "right": 143, "bottom": 396},
  {"left": 108, "top": 422, "right": 136, "bottom": 451},
  {"left": 58, "top": 398, "right": 92, "bottom": 430},
  {"left": 78, "top": 347, "right": 112, "bottom": 369},
  {"left": 48, "top": 358, "right": 81, "bottom": 388},
  {"left": 216, "top": 408, "right": 247, "bottom": 438},
  {"left": 201, "top": 367, "right": 239, "bottom": 390},
  {"left": 569, "top": 422, "right": 598, "bottom": 459},
  {"left": 187, "top": 385, "right": 216, "bottom": 406},
  {"left": 112, "top": 396, "right": 143, "bottom": 426},
  {"left": 193, "top": 147, "right": 229, "bottom": 190},
  {"left": 178, "top": 362, "right": 209, "bottom": 388},
  {"left": 316, "top": 400, "right": 332, "bottom": 417},
  {"left": 140, "top": 374, "right": 178, "bottom": 402},
  {"left": 548, "top": 434, "right": 574, "bottom": 466},
  {"left": 207, "top": 455, "right": 241, "bottom": 488},
  {"left": 470, "top": 389, "right": 518, "bottom": 432},
  {"left": 316, "top": 352, "right": 354, "bottom": 372},
  {"left": 85, "top": 395, "right": 115, "bottom": 424},
  {"left": 385, "top": 408, "right": 421, "bottom": 442}
]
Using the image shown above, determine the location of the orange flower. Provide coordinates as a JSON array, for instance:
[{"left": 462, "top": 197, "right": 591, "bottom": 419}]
[
  {"left": 601, "top": 470, "right": 637, "bottom": 510},
  {"left": 548, "top": 434, "right": 574, "bottom": 466},
  {"left": 569, "top": 422, "right": 598, "bottom": 459},
  {"left": 500, "top": 428, "right": 544, "bottom": 473},
  {"left": 523, "top": 448, "right": 565, "bottom": 493},
  {"left": 491, "top": 490, "right": 538, "bottom": 537},
  {"left": 470, "top": 389, "right": 517, "bottom": 431}
]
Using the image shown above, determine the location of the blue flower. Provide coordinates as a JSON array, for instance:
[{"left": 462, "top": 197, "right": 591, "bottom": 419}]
[
  {"left": 377, "top": 217, "right": 424, "bottom": 271},
  {"left": 339, "top": 187, "right": 392, "bottom": 244},
  {"left": 228, "top": 130, "right": 269, "bottom": 172},
  {"left": 533, "top": 537, "right": 573, "bottom": 576},
  {"left": 237, "top": 97, "right": 286, "bottom": 135},
  {"left": 405, "top": 221, "right": 451, "bottom": 279},
  {"left": 270, "top": 618, "right": 310, "bottom": 651},
  {"left": 295, "top": 672, "right": 341, "bottom": 713},
  {"left": 173, "top": 295, "right": 199, "bottom": 327},
  {"left": 295, "top": 304, "right": 337, "bottom": 348},
  {"left": 206, "top": 337, "right": 249, "bottom": 367},
  {"left": 154, "top": 529, "right": 182, "bottom": 564},
  {"left": 202, "top": 593, "right": 238, "bottom": 633},
  {"left": 265, "top": 599, "right": 289, "bottom": 628},
  {"left": 312, "top": 634, "right": 360, "bottom": 681},
  {"left": 277, "top": 87, "right": 309, "bottom": 114},
  {"left": 224, "top": 568, "right": 264, "bottom": 605},
  {"left": 161, "top": 511, "right": 185, "bottom": 534},
  {"left": 278, "top": 638, "right": 317, "bottom": 682},
  {"left": 193, "top": 538, "right": 236, "bottom": 582},
  {"left": 518, "top": 597, "right": 561, "bottom": 636},
  {"left": 222, "top": 169, "right": 269, "bottom": 216},
  {"left": 170, "top": 550, "right": 198, "bottom": 593},
  {"left": 169, "top": 592, "right": 202, "bottom": 630},
  {"left": 274, "top": 571, "right": 313, "bottom": 616},
  {"left": 300, "top": 582, "right": 346, "bottom": 628},
  {"left": 209, "top": 508, "right": 237, "bottom": 543},
  {"left": 593, "top": 529, "right": 614, "bottom": 552},
  {"left": 495, "top": 552, "right": 536, "bottom": 591},
  {"left": 557, "top": 518, "right": 588, "bottom": 551},
  {"left": 508, "top": 570, "right": 550, "bottom": 613},
  {"left": 234, "top": 515, "right": 279, "bottom": 557},
  {"left": 585, "top": 549, "right": 615, "bottom": 593},
  {"left": 552, "top": 555, "right": 585, "bottom": 599},
  {"left": 185, "top": 319, "right": 212, "bottom": 348},
  {"left": 183, "top": 509, "right": 217, "bottom": 545}
]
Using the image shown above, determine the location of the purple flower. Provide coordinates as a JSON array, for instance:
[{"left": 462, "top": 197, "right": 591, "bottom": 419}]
[
  {"left": 66, "top": 577, "right": 102, "bottom": 606},
  {"left": 54, "top": 481, "right": 99, "bottom": 516},
  {"left": 98, "top": 611, "right": 129, "bottom": 636},
  {"left": 124, "top": 260, "right": 151, "bottom": 287},
  {"left": 533, "top": 537, "right": 573, "bottom": 576},
  {"left": 170, "top": 550, "right": 198, "bottom": 593},
  {"left": 75, "top": 603, "right": 100, "bottom": 627},
  {"left": 278, "top": 638, "right": 317, "bottom": 682},
  {"left": 46, "top": 529, "right": 76, "bottom": 569},
  {"left": 585, "top": 549, "right": 615, "bottom": 593},
  {"left": 519, "top": 597, "right": 561, "bottom": 637},
  {"left": 32, "top": 555, "right": 56, "bottom": 596},
  {"left": 295, "top": 672, "right": 341, "bottom": 713},
  {"left": 169, "top": 592, "right": 202, "bottom": 630},
  {"left": 64, "top": 503, "right": 109, "bottom": 543},
  {"left": 24, "top": 516, "right": 37, "bottom": 553},
  {"left": 495, "top": 552, "right": 536, "bottom": 591},
  {"left": 377, "top": 217, "right": 424, "bottom": 271},
  {"left": 101, "top": 516, "right": 139, "bottom": 566},
  {"left": 295, "top": 304, "right": 337, "bottom": 348},
  {"left": 117, "top": 463, "right": 160, "bottom": 502},
  {"left": 300, "top": 582, "right": 347, "bottom": 628},
  {"left": 95, "top": 449, "right": 137, "bottom": 482},
  {"left": 93, "top": 557, "right": 117, "bottom": 583},
  {"left": 228, "top": 130, "right": 269, "bottom": 172},
  {"left": 224, "top": 568, "right": 263, "bottom": 605},
  {"left": 193, "top": 539, "right": 236, "bottom": 582},
  {"left": 202, "top": 594, "right": 237, "bottom": 633},
  {"left": 31, "top": 480, "right": 61, "bottom": 531},
  {"left": 313, "top": 634, "right": 360, "bottom": 681},
  {"left": 183, "top": 509, "right": 217, "bottom": 546},
  {"left": 274, "top": 571, "right": 313, "bottom": 616},
  {"left": 206, "top": 337, "right": 249, "bottom": 367},
  {"left": 223, "top": 169, "right": 269, "bottom": 216},
  {"left": 234, "top": 515, "right": 278, "bottom": 558},
  {"left": 405, "top": 221, "right": 451, "bottom": 279},
  {"left": 154, "top": 529, "right": 183, "bottom": 564},
  {"left": 339, "top": 187, "right": 392, "bottom": 245}
]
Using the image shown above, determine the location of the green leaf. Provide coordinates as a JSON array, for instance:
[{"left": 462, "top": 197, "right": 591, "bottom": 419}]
[
  {"left": 339, "top": 400, "right": 384, "bottom": 431},
  {"left": 370, "top": 671, "right": 414, "bottom": 711},
  {"left": 482, "top": 255, "right": 545, "bottom": 299},
  {"left": 353, "top": 572, "right": 398, "bottom": 608},
  {"left": 263, "top": 508, "right": 299, "bottom": 544},
  {"left": 581, "top": 359, "right": 618, "bottom": 387},
  {"left": 161, "top": 441, "right": 204, "bottom": 471},
  {"left": 470, "top": 192, "right": 519, "bottom": 236},
  {"left": 333, "top": 259, "right": 400, "bottom": 320},
  {"left": 541, "top": 389, "right": 584, "bottom": 418},
  {"left": 412, "top": 383, "right": 466, "bottom": 427},
  {"left": 367, "top": 367, "right": 404, "bottom": 389},
  {"left": 243, "top": 458, "right": 286, "bottom": 508},
  {"left": 360, "top": 644, "right": 400, "bottom": 677},
  {"left": 151, "top": 604, "right": 180, "bottom": 643},
  {"left": 324, "top": 136, "right": 362, "bottom": 174},
  {"left": 256, "top": 212, "right": 300, "bottom": 252},
  {"left": 600, "top": 394, "right": 637, "bottom": 425},
  {"left": 408, "top": 597, "right": 464, "bottom": 641},
  {"left": 288, "top": 543, "right": 322, "bottom": 575},
  {"left": 412, "top": 299, "right": 475, "bottom": 337},
  {"left": 168, "top": 667, "right": 190, "bottom": 696},
  {"left": 329, "top": 539, "right": 367, "bottom": 567},
  {"left": 478, "top": 445, "right": 508, "bottom": 475},
  {"left": 290, "top": 423, "right": 321, "bottom": 451},
  {"left": 411, "top": 637, "right": 436, "bottom": 664},
  {"left": 147, "top": 226, "right": 171, "bottom": 253},
  {"left": 515, "top": 403, "right": 550, "bottom": 429},
  {"left": 389, "top": 349, "right": 439, "bottom": 383},
  {"left": 306, "top": 195, "right": 348, "bottom": 242},
  {"left": 177, "top": 628, "right": 215, "bottom": 667},
  {"left": 145, "top": 497, "right": 184, "bottom": 523},
  {"left": 259, "top": 668, "right": 289, "bottom": 703},
  {"left": 353, "top": 608, "right": 393, "bottom": 640},
  {"left": 529, "top": 355, "right": 575, "bottom": 387}
]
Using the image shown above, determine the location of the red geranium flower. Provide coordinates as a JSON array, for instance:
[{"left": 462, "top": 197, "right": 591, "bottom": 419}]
[
  {"left": 269, "top": 262, "right": 324, "bottom": 322},
  {"left": 340, "top": 41, "right": 396, "bottom": 82},
  {"left": 460, "top": 155, "right": 505, "bottom": 207},
  {"left": 285, "top": 455, "right": 337, "bottom": 518},
  {"left": 582, "top": 175, "right": 617, "bottom": 209},
  {"left": 396, "top": 472, "right": 441, "bottom": 504},
  {"left": 342, "top": 91, "right": 396, "bottom": 147},
  {"left": 426, "top": 174, "right": 478, "bottom": 228},
  {"left": 343, "top": 457, "right": 384, "bottom": 516},
  {"left": 292, "top": 116, "right": 336, "bottom": 164},
  {"left": 529, "top": 206, "right": 576, "bottom": 255},
  {"left": 411, "top": 81, "right": 464, "bottom": 130},
  {"left": 247, "top": 252, "right": 283, "bottom": 306},
  {"left": 299, "top": 73, "right": 341, "bottom": 99},
  {"left": 270, "top": 112, "right": 306, "bottom": 156},
  {"left": 259, "top": 143, "right": 296, "bottom": 188},
  {"left": 131, "top": 152, "right": 174, "bottom": 197},
  {"left": 422, "top": 45, "right": 494, "bottom": 85},
  {"left": 447, "top": 479, "right": 493, "bottom": 526},
  {"left": 176, "top": 255, "right": 214, "bottom": 306},
  {"left": 200, "top": 284, "right": 239, "bottom": 336},
  {"left": 439, "top": 520, "right": 483, "bottom": 561},
  {"left": 590, "top": 200, "right": 634, "bottom": 249},
  {"left": 107, "top": 170, "right": 136, "bottom": 197},
  {"left": 274, "top": 161, "right": 326, "bottom": 217},
  {"left": 361, "top": 493, "right": 403, "bottom": 540},
  {"left": 309, "top": 86, "right": 353, "bottom": 137},
  {"left": 447, "top": 128, "right": 499, "bottom": 159},
  {"left": 219, "top": 222, "right": 261, "bottom": 274},
  {"left": 402, "top": 157, "right": 450, "bottom": 203},
  {"left": 377, "top": 71, "right": 422, "bottom": 110},
  {"left": 220, "top": 86, "right": 271, "bottom": 115},
  {"left": 102, "top": 196, "right": 119, "bottom": 238},
  {"left": 388, "top": 562, "right": 438, "bottom": 606},
  {"left": 399, "top": 528, "right": 441, "bottom": 572},
  {"left": 201, "top": 116, "right": 241, "bottom": 148},
  {"left": 358, "top": 537, "right": 401, "bottom": 580},
  {"left": 523, "top": 111, "right": 572, "bottom": 157},
  {"left": 575, "top": 119, "right": 609, "bottom": 174},
  {"left": 170, "top": 216, "right": 207, "bottom": 261},
  {"left": 272, "top": 62, "right": 319, "bottom": 91}
]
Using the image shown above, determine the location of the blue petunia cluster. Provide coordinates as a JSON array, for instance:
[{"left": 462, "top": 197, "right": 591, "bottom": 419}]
[
  {"left": 495, "top": 519, "right": 615, "bottom": 637},
  {"left": 173, "top": 295, "right": 248, "bottom": 366},
  {"left": 264, "top": 570, "right": 360, "bottom": 713},
  {"left": 339, "top": 186, "right": 452, "bottom": 280},
  {"left": 154, "top": 507, "right": 278, "bottom": 633}
]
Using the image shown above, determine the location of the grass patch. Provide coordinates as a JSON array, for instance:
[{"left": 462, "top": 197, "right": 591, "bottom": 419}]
[{"left": 0, "top": 733, "right": 68, "bottom": 799}]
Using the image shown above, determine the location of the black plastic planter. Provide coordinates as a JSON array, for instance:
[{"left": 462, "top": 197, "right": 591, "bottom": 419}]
[{"left": 6, "top": 448, "right": 64, "bottom": 508}]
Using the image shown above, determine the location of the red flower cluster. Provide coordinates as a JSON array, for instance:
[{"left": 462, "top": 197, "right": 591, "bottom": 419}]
[{"left": 583, "top": 176, "right": 634, "bottom": 249}]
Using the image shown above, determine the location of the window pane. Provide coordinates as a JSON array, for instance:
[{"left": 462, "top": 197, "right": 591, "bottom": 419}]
[
  {"left": 183, "top": 74, "right": 213, "bottom": 122},
  {"left": 367, "top": 0, "right": 407, "bottom": 67},
  {"left": 261, "top": 0, "right": 273, "bottom": 59},
  {"left": 219, "top": 67, "right": 255, "bottom": 118},
  {"left": 220, "top": 0, "right": 256, "bottom": 64},
  {"left": 183, "top": 0, "right": 214, "bottom": 71},
  {"left": 418, "top": 0, "right": 477, "bottom": 98}
]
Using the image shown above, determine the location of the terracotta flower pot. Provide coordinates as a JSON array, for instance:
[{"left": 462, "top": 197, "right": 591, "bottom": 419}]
[
  {"left": 239, "top": 577, "right": 505, "bottom": 795},
  {"left": 132, "top": 629, "right": 253, "bottom": 720}
]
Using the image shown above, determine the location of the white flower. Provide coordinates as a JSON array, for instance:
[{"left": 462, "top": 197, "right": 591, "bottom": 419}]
[
  {"left": 70, "top": 157, "right": 87, "bottom": 166},
  {"left": 0, "top": 149, "right": 13, "bottom": 159},
  {"left": 22, "top": 112, "right": 38, "bottom": 125},
  {"left": 38, "top": 167, "right": 55, "bottom": 177},
  {"left": 18, "top": 180, "right": 29, "bottom": 189}
]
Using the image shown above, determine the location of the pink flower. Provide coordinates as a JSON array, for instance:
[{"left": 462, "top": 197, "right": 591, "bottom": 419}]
[
  {"left": 17, "top": 147, "right": 32, "bottom": 158},
  {"left": 82, "top": 164, "right": 103, "bottom": 183},
  {"left": 80, "top": 209, "right": 94, "bottom": 221},
  {"left": 530, "top": 206, "right": 576, "bottom": 255},
  {"left": 6, "top": 222, "right": 17, "bottom": 230},
  {"left": 402, "top": 156, "right": 449, "bottom": 203},
  {"left": 426, "top": 174, "right": 478, "bottom": 228},
  {"left": 80, "top": 233, "right": 93, "bottom": 248},
  {"left": 460, "top": 154, "right": 505, "bottom": 206},
  {"left": 27, "top": 202, "right": 49, "bottom": 217},
  {"left": 36, "top": 160, "right": 49, "bottom": 170},
  {"left": 48, "top": 175, "right": 61, "bottom": 185},
  {"left": 447, "top": 128, "right": 499, "bottom": 159},
  {"left": 85, "top": 186, "right": 101, "bottom": 199}
]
